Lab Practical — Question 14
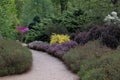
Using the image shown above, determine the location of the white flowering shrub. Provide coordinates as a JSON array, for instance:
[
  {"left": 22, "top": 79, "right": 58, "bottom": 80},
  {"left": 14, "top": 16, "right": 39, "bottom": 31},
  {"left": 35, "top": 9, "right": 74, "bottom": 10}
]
[{"left": 104, "top": 11, "right": 120, "bottom": 27}]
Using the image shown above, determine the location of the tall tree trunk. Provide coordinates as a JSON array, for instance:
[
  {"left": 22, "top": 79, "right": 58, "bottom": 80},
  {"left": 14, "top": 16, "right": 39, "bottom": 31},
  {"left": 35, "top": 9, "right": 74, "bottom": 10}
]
[{"left": 60, "top": 0, "right": 68, "bottom": 13}]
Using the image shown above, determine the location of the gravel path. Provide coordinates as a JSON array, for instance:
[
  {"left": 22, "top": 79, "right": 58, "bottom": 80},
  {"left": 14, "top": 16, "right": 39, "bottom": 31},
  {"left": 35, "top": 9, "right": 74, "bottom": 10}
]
[{"left": 0, "top": 50, "right": 79, "bottom": 80}]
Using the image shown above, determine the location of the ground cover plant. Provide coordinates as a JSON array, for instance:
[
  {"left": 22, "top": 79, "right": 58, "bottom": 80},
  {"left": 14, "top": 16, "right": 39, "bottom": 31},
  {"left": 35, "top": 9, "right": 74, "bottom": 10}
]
[
  {"left": 28, "top": 41, "right": 50, "bottom": 52},
  {"left": 28, "top": 40, "right": 78, "bottom": 59},
  {"left": 28, "top": 34, "right": 77, "bottom": 59},
  {"left": 78, "top": 51, "right": 120, "bottom": 80},
  {"left": 47, "top": 40, "right": 78, "bottom": 59},
  {"left": 63, "top": 41, "right": 120, "bottom": 80},
  {"left": 0, "top": 40, "right": 32, "bottom": 76},
  {"left": 63, "top": 41, "right": 111, "bottom": 72}
]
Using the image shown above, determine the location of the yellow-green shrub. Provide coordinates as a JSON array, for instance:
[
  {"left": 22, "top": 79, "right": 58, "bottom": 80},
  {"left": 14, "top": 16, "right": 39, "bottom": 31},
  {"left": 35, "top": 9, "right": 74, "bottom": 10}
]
[{"left": 50, "top": 34, "right": 70, "bottom": 44}]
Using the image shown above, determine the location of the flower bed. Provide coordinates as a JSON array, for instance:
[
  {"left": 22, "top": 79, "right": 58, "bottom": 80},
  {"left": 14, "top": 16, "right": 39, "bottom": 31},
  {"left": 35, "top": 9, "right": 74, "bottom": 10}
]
[{"left": 28, "top": 40, "right": 78, "bottom": 59}]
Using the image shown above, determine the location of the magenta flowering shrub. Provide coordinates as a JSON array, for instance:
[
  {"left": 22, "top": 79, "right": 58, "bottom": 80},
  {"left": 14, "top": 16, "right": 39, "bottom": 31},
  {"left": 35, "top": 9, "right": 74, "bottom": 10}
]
[
  {"left": 16, "top": 26, "right": 29, "bottom": 33},
  {"left": 28, "top": 41, "right": 50, "bottom": 52},
  {"left": 16, "top": 26, "right": 29, "bottom": 42}
]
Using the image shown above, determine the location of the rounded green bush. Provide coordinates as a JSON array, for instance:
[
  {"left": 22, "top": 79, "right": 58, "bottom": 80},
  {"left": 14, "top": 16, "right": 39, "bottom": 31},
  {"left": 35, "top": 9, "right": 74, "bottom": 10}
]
[{"left": 0, "top": 40, "right": 32, "bottom": 76}]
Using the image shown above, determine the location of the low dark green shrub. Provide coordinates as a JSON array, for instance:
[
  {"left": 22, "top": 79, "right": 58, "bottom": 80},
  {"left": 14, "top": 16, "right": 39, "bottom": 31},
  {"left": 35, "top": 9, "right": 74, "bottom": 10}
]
[
  {"left": 63, "top": 41, "right": 112, "bottom": 72},
  {"left": 25, "top": 23, "right": 48, "bottom": 43},
  {"left": 0, "top": 40, "right": 32, "bottom": 76},
  {"left": 25, "top": 18, "right": 52, "bottom": 43},
  {"left": 78, "top": 50, "right": 120, "bottom": 80},
  {"left": 63, "top": 40, "right": 120, "bottom": 80}
]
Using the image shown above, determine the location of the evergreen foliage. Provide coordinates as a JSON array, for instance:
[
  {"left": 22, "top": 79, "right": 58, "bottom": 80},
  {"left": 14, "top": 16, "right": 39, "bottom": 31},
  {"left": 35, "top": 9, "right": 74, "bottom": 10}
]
[{"left": 0, "top": 0, "right": 18, "bottom": 39}]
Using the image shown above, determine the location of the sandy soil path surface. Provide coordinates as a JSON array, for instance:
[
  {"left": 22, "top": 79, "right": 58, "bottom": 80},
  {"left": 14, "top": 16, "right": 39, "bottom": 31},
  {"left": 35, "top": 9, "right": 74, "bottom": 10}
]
[{"left": 0, "top": 50, "right": 79, "bottom": 80}]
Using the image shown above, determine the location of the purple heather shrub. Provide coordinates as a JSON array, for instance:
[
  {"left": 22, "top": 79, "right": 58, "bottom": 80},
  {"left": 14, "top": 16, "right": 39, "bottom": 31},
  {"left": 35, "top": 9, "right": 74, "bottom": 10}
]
[
  {"left": 28, "top": 41, "right": 50, "bottom": 52},
  {"left": 47, "top": 41, "right": 78, "bottom": 58},
  {"left": 61, "top": 40, "right": 78, "bottom": 49},
  {"left": 47, "top": 44, "right": 67, "bottom": 58},
  {"left": 36, "top": 43, "right": 49, "bottom": 51},
  {"left": 28, "top": 41, "right": 38, "bottom": 49},
  {"left": 28, "top": 40, "right": 78, "bottom": 59},
  {"left": 54, "top": 50, "right": 66, "bottom": 58},
  {"left": 47, "top": 43, "right": 63, "bottom": 55}
]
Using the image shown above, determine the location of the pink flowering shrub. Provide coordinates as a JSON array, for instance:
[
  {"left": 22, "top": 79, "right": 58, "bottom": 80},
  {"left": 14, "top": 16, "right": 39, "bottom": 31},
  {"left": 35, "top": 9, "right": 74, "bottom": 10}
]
[
  {"left": 16, "top": 26, "right": 29, "bottom": 33},
  {"left": 16, "top": 26, "right": 29, "bottom": 42}
]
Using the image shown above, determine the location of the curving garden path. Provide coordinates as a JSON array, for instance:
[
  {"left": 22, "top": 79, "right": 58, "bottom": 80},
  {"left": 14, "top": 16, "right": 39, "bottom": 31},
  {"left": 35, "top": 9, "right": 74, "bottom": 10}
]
[{"left": 0, "top": 50, "right": 79, "bottom": 80}]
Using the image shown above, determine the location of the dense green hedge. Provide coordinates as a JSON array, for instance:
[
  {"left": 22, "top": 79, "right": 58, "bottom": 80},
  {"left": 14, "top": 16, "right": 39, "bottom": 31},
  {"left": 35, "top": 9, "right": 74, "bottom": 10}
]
[{"left": 0, "top": 40, "right": 32, "bottom": 76}]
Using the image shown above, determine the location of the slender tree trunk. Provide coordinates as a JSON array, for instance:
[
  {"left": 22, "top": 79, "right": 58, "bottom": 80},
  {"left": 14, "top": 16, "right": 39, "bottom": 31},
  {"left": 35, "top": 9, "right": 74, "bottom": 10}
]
[{"left": 60, "top": 0, "right": 68, "bottom": 13}]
